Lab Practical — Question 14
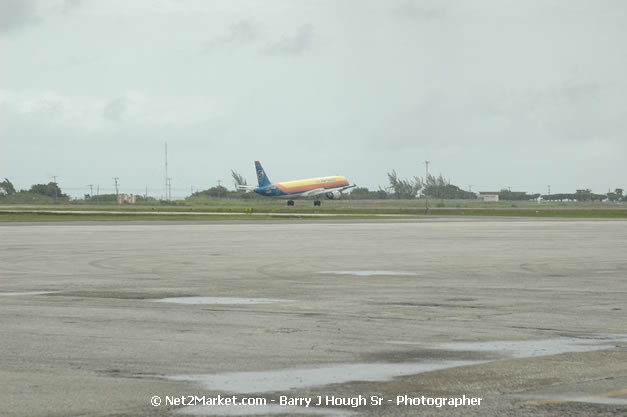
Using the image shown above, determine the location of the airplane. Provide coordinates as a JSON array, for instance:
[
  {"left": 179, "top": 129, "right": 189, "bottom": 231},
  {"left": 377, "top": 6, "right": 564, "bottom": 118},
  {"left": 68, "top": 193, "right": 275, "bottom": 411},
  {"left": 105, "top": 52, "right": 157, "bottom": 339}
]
[{"left": 237, "top": 161, "right": 356, "bottom": 206}]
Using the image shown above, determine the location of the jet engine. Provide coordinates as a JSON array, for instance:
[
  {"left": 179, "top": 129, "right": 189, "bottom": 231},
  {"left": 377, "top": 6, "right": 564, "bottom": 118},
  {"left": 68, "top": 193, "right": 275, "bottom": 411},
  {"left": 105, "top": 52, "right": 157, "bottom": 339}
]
[{"left": 326, "top": 190, "right": 341, "bottom": 200}]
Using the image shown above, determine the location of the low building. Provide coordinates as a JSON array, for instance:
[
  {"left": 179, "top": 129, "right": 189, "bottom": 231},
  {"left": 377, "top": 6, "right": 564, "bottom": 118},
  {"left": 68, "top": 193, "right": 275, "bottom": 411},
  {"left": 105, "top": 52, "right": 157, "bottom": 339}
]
[
  {"left": 479, "top": 192, "right": 499, "bottom": 202},
  {"left": 117, "top": 194, "right": 136, "bottom": 204}
]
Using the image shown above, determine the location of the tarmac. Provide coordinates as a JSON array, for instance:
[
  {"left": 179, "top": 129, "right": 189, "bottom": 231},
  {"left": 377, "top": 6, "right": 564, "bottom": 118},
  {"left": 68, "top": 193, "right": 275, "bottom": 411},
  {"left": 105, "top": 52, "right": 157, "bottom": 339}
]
[{"left": 1, "top": 218, "right": 626, "bottom": 416}]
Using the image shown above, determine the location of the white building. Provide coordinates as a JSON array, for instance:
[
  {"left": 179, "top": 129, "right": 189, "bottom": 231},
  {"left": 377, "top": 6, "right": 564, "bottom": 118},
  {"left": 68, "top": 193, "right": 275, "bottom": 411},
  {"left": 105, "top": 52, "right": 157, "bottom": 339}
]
[{"left": 479, "top": 192, "right": 499, "bottom": 202}]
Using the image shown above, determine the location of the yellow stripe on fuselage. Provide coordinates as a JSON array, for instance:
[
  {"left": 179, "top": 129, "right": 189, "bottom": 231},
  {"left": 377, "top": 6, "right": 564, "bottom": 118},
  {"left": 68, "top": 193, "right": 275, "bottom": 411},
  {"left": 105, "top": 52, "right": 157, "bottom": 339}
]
[{"left": 276, "top": 176, "right": 349, "bottom": 194}]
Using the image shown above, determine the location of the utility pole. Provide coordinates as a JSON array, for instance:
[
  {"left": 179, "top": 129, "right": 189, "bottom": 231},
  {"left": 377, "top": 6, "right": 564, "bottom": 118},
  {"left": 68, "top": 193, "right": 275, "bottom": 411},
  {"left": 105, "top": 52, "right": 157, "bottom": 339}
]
[
  {"left": 468, "top": 185, "right": 473, "bottom": 193},
  {"left": 167, "top": 177, "right": 172, "bottom": 201},
  {"left": 165, "top": 142, "right": 168, "bottom": 201},
  {"left": 424, "top": 161, "right": 430, "bottom": 214},
  {"left": 113, "top": 177, "right": 119, "bottom": 199},
  {"left": 52, "top": 175, "right": 58, "bottom": 202},
  {"left": 217, "top": 180, "right": 222, "bottom": 187},
  {"left": 86, "top": 184, "right": 93, "bottom": 200},
  {"left": 548, "top": 185, "right": 551, "bottom": 195},
  {"left": 96, "top": 184, "right": 99, "bottom": 202}
]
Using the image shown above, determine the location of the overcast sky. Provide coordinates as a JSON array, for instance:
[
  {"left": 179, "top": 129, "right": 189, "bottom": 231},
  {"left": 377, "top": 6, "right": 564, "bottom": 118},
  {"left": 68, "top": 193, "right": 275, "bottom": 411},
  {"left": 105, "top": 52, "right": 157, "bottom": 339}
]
[{"left": 2, "top": 0, "right": 626, "bottom": 198}]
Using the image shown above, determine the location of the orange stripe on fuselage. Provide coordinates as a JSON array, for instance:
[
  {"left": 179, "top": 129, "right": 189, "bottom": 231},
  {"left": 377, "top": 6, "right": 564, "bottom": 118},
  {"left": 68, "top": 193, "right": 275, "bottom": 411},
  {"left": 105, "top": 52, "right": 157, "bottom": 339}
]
[{"left": 275, "top": 176, "right": 349, "bottom": 194}]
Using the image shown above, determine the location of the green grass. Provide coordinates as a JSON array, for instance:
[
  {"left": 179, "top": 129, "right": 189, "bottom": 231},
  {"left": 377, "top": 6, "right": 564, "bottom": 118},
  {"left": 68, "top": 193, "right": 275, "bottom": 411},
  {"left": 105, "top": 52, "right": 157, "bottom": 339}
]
[
  {"left": 1, "top": 199, "right": 626, "bottom": 221},
  {"left": 425, "top": 208, "right": 627, "bottom": 218}
]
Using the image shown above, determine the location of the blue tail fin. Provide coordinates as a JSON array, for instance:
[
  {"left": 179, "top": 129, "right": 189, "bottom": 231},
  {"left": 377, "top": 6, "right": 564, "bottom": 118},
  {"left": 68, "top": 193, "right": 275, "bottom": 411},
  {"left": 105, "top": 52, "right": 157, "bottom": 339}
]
[{"left": 255, "top": 161, "right": 271, "bottom": 187}]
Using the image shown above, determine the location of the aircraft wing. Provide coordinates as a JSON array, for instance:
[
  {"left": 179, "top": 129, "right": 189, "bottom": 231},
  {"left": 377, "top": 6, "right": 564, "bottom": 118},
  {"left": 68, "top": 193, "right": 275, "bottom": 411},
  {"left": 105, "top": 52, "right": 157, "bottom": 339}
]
[{"left": 301, "top": 184, "right": 356, "bottom": 197}]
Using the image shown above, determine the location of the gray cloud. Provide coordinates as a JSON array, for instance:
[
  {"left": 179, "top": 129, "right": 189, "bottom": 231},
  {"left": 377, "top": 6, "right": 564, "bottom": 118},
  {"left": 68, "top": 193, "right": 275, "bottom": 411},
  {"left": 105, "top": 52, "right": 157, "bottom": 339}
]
[
  {"left": 59, "top": 0, "right": 83, "bottom": 14},
  {"left": 204, "top": 21, "right": 258, "bottom": 52},
  {"left": 228, "top": 21, "right": 257, "bottom": 42},
  {"left": 263, "top": 24, "right": 313, "bottom": 56},
  {"left": 0, "top": 0, "right": 37, "bottom": 34},
  {"left": 102, "top": 97, "right": 127, "bottom": 122},
  {"left": 0, "top": 0, "right": 83, "bottom": 34},
  {"left": 393, "top": 1, "right": 445, "bottom": 20}
]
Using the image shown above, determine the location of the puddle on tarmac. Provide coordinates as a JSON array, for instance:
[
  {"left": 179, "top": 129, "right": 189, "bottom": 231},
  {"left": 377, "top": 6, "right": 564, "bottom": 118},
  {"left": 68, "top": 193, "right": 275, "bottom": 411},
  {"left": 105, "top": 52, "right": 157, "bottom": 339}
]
[
  {"left": 439, "top": 338, "right": 625, "bottom": 358},
  {"left": 0, "top": 291, "right": 59, "bottom": 297},
  {"left": 166, "top": 360, "right": 480, "bottom": 394},
  {"left": 167, "top": 336, "right": 626, "bottom": 415},
  {"left": 552, "top": 397, "right": 627, "bottom": 405},
  {"left": 317, "top": 270, "right": 420, "bottom": 277},
  {"left": 387, "top": 336, "right": 627, "bottom": 359},
  {"left": 518, "top": 393, "right": 627, "bottom": 406},
  {"left": 173, "top": 404, "right": 355, "bottom": 416},
  {"left": 151, "top": 297, "right": 293, "bottom": 305}
]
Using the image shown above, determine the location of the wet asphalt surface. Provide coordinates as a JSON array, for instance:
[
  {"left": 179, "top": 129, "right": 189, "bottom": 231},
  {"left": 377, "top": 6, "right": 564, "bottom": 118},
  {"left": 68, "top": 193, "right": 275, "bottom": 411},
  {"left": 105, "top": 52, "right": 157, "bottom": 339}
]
[{"left": 1, "top": 218, "right": 626, "bottom": 416}]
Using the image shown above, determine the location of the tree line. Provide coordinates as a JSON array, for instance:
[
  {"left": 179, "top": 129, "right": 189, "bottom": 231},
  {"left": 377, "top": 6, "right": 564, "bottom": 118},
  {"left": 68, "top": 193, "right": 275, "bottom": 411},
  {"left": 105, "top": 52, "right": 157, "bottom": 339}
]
[
  {"left": 0, "top": 178, "right": 69, "bottom": 202},
  {"left": 1, "top": 175, "right": 625, "bottom": 203},
  {"left": 187, "top": 171, "right": 626, "bottom": 202}
]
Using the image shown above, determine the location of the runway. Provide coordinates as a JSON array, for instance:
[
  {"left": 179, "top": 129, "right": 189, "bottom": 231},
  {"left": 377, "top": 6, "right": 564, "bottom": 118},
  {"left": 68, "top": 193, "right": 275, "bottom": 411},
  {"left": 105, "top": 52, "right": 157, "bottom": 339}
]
[{"left": 1, "top": 219, "right": 626, "bottom": 416}]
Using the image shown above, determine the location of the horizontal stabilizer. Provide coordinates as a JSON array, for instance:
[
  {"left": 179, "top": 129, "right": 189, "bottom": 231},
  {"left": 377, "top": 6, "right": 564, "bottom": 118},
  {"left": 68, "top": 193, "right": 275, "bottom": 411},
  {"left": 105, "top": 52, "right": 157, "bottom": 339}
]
[{"left": 236, "top": 185, "right": 256, "bottom": 192}]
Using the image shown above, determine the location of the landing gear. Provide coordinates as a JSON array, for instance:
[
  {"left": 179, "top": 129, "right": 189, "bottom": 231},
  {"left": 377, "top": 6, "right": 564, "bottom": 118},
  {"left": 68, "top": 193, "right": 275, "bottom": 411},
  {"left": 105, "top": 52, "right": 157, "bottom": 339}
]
[
  {"left": 287, "top": 200, "right": 295, "bottom": 206},
  {"left": 314, "top": 200, "right": 321, "bottom": 206}
]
